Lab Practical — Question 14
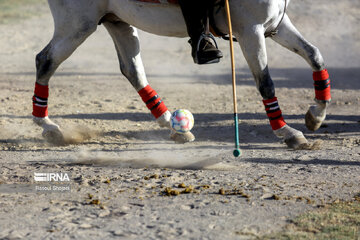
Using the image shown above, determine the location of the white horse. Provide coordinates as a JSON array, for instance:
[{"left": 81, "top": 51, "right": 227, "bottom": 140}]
[{"left": 33, "top": 0, "right": 331, "bottom": 148}]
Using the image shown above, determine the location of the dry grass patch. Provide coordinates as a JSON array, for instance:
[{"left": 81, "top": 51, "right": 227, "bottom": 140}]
[{"left": 262, "top": 196, "right": 360, "bottom": 240}]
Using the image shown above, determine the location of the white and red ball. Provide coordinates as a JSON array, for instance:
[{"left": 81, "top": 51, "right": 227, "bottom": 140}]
[{"left": 170, "top": 109, "right": 194, "bottom": 134}]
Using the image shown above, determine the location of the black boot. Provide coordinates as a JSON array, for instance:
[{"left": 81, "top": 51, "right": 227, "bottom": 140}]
[
  {"left": 189, "top": 35, "right": 223, "bottom": 64},
  {"left": 179, "top": 0, "right": 223, "bottom": 64}
]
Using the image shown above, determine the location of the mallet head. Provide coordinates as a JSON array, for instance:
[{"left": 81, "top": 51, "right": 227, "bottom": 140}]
[{"left": 233, "top": 149, "right": 241, "bottom": 157}]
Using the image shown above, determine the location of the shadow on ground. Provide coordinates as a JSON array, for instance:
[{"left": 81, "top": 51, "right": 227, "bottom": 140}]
[
  {"left": 1, "top": 112, "right": 359, "bottom": 150},
  {"left": 149, "top": 67, "right": 360, "bottom": 90},
  {"left": 5, "top": 67, "right": 360, "bottom": 90},
  {"left": 244, "top": 158, "right": 360, "bottom": 166}
]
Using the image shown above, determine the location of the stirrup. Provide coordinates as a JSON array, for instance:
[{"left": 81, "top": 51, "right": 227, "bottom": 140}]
[{"left": 194, "top": 33, "right": 221, "bottom": 65}]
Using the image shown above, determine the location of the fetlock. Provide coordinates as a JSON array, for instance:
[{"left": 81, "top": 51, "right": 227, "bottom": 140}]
[
  {"left": 274, "top": 125, "right": 308, "bottom": 149},
  {"left": 156, "top": 111, "right": 172, "bottom": 128},
  {"left": 33, "top": 116, "right": 60, "bottom": 131},
  {"left": 274, "top": 125, "right": 305, "bottom": 140}
]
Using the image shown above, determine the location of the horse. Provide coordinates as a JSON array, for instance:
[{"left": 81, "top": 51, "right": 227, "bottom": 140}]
[{"left": 32, "top": 0, "right": 331, "bottom": 149}]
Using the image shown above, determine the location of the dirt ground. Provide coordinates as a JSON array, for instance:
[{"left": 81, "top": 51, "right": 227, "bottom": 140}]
[{"left": 0, "top": 1, "right": 359, "bottom": 239}]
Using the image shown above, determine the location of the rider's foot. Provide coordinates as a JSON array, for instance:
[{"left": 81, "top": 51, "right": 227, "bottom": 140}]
[{"left": 190, "top": 38, "right": 223, "bottom": 64}]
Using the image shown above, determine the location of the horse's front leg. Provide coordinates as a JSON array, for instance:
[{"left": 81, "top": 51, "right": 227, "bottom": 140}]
[
  {"left": 236, "top": 26, "right": 308, "bottom": 149},
  {"left": 103, "top": 21, "right": 194, "bottom": 143},
  {"left": 271, "top": 15, "right": 331, "bottom": 131},
  {"left": 33, "top": 16, "right": 98, "bottom": 145}
]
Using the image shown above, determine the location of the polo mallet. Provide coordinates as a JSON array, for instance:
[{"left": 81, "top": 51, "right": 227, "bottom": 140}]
[{"left": 225, "top": 0, "right": 241, "bottom": 157}]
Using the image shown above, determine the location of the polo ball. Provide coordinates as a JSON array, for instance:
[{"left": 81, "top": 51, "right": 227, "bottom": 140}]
[{"left": 170, "top": 109, "right": 194, "bottom": 134}]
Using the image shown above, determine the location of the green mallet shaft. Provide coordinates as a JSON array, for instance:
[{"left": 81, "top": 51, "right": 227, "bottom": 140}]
[
  {"left": 225, "top": 0, "right": 241, "bottom": 157},
  {"left": 233, "top": 113, "right": 241, "bottom": 157}
]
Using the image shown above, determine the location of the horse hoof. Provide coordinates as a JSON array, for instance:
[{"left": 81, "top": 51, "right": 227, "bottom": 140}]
[
  {"left": 42, "top": 128, "right": 65, "bottom": 146},
  {"left": 284, "top": 135, "right": 308, "bottom": 150},
  {"left": 170, "top": 131, "right": 195, "bottom": 144},
  {"left": 305, "top": 110, "right": 323, "bottom": 131}
]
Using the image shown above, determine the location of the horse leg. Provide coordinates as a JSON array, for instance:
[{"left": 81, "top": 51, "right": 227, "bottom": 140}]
[
  {"left": 102, "top": 21, "right": 195, "bottom": 143},
  {"left": 236, "top": 26, "right": 308, "bottom": 149},
  {"left": 271, "top": 15, "right": 331, "bottom": 131},
  {"left": 33, "top": 15, "right": 98, "bottom": 144}
]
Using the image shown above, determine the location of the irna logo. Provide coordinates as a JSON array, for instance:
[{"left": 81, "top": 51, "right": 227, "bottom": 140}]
[{"left": 34, "top": 173, "right": 70, "bottom": 182}]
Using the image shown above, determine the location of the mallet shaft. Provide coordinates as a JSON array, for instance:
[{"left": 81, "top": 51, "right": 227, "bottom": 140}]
[
  {"left": 225, "top": 0, "right": 241, "bottom": 156},
  {"left": 225, "top": 0, "right": 237, "bottom": 115}
]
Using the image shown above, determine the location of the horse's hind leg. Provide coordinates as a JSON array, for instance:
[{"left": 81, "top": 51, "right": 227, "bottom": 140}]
[
  {"left": 236, "top": 26, "right": 308, "bottom": 149},
  {"left": 102, "top": 21, "right": 194, "bottom": 143},
  {"left": 33, "top": 14, "right": 98, "bottom": 144},
  {"left": 271, "top": 15, "right": 331, "bottom": 131}
]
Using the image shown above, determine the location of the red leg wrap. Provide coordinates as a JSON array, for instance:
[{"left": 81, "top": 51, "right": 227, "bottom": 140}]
[
  {"left": 313, "top": 69, "right": 331, "bottom": 101},
  {"left": 138, "top": 85, "right": 168, "bottom": 119},
  {"left": 32, "top": 83, "right": 49, "bottom": 118},
  {"left": 263, "top": 97, "right": 287, "bottom": 130}
]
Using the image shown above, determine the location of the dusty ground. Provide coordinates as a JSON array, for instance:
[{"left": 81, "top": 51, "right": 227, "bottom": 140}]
[{"left": 0, "top": 1, "right": 359, "bottom": 239}]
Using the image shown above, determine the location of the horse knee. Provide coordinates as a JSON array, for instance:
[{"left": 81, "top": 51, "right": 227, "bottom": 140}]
[
  {"left": 120, "top": 64, "right": 140, "bottom": 86},
  {"left": 120, "top": 59, "right": 147, "bottom": 90},
  {"left": 305, "top": 45, "right": 325, "bottom": 71},
  {"left": 120, "top": 63, "right": 135, "bottom": 79},
  {"left": 36, "top": 44, "right": 55, "bottom": 84},
  {"left": 255, "top": 67, "right": 275, "bottom": 99}
]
